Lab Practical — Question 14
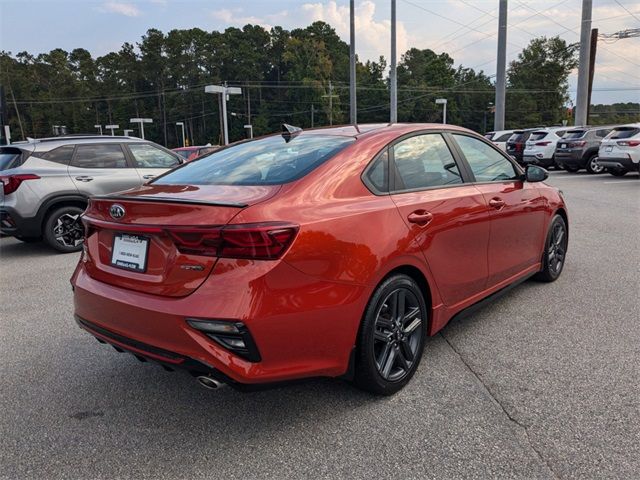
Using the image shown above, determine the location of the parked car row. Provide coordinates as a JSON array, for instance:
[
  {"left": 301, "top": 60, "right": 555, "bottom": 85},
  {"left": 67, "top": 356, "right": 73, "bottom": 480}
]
[
  {"left": 0, "top": 135, "right": 183, "bottom": 252},
  {"left": 485, "top": 123, "right": 640, "bottom": 176}
]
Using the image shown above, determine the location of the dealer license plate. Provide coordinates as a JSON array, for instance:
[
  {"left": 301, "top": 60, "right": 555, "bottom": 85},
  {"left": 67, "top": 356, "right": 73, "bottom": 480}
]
[{"left": 111, "top": 234, "right": 149, "bottom": 272}]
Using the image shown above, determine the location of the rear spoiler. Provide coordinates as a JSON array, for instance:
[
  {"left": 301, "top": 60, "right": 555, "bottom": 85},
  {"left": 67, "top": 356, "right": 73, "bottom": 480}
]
[{"left": 91, "top": 194, "right": 248, "bottom": 208}]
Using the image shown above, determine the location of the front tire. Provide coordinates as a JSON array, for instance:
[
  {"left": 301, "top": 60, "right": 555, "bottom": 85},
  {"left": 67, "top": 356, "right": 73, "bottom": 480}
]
[
  {"left": 564, "top": 165, "right": 580, "bottom": 173},
  {"left": 354, "top": 274, "right": 427, "bottom": 395},
  {"left": 43, "top": 206, "right": 85, "bottom": 253},
  {"left": 15, "top": 235, "right": 42, "bottom": 243},
  {"left": 534, "top": 214, "right": 568, "bottom": 282}
]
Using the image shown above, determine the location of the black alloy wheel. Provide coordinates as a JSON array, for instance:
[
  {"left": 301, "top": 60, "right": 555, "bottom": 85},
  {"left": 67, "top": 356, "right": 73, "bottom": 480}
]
[{"left": 354, "top": 274, "right": 427, "bottom": 395}]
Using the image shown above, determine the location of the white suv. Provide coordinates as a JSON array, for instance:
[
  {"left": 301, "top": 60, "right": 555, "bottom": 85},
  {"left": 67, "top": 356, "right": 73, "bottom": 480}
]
[
  {"left": 522, "top": 127, "right": 568, "bottom": 169},
  {"left": 597, "top": 124, "right": 640, "bottom": 176},
  {"left": 484, "top": 130, "right": 514, "bottom": 152}
]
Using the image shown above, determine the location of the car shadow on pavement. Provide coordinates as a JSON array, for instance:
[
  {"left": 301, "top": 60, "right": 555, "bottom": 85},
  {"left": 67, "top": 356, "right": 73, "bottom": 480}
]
[{"left": 0, "top": 237, "right": 73, "bottom": 258}]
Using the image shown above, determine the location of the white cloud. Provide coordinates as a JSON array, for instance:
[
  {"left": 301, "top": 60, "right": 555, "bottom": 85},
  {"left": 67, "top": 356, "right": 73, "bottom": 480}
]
[
  {"left": 210, "top": 8, "right": 275, "bottom": 29},
  {"left": 100, "top": 1, "right": 141, "bottom": 17}
]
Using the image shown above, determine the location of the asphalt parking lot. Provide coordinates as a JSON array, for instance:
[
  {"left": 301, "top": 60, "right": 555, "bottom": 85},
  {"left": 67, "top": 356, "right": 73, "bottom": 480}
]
[{"left": 1, "top": 171, "right": 638, "bottom": 479}]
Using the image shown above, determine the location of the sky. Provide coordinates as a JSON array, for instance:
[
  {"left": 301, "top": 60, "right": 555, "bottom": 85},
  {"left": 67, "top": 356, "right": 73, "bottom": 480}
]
[{"left": 1, "top": 0, "right": 639, "bottom": 105}]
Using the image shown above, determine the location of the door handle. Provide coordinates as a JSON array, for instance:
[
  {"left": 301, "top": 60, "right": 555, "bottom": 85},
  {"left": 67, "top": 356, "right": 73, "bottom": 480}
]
[
  {"left": 407, "top": 210, "right": 433, "bottom": 226},
  {"left": 142, "top": 174, "right": 155, "bottom": 180},
  {"left": 489, "top": 197, "right": 505, "bottom": 209},
  {"left": 75, "top": 176, "right": 93, "bottom": 182}
]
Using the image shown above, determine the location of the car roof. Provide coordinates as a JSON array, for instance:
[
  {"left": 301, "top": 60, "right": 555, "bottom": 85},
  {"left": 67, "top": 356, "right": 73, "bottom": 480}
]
[
  {"left": 21, "top": 135, "right": 155, "bottom": 152},
  {"left": 298, "top": 123, "right": 474, "bottom": 140}
]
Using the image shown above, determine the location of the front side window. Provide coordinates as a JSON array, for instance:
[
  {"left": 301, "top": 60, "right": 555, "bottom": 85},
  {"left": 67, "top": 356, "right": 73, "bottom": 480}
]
[
  {"left": 71, "top": 144, "right": 128, "bottom": 169},
  {"left": 392, "top": 134, "right": 462, "bottom": 191},
  {"left": 154, "top": 134, "right": 355, "bottom": 186},
  {"left": 453, "top": 134, "right": 518, "bottom": 182},
  {"left": 129, "top": 144, "right": 180, "bottom": 168}
]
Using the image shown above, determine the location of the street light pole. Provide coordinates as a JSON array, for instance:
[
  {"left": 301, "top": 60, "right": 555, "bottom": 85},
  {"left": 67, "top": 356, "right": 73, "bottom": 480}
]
[
  {"left": 575, "top": 0, "right": 593, "bottom": 126},
  {"left": 94, "top": 124, "right": 102, "bottom": 135},
  {"left": 176, "top": 121, "right": 186, "bottom": 147},
  {"left": 105, "top": 124, "right": 119, "bottom": 136},
  {"left": 494, "top": 0, "right": 508, "bottom": 131},
  {"left": 435, "top": 98, "right": 447, "bottom": 124},
  {"left": 205, "top": 85, "right": 242, "bottom": 145},
  {"left": 130, "top": 118, "right": 153, "bottom": 139},
  {"left": 390, "top": 0, "right": 397, "bottom": 123}
]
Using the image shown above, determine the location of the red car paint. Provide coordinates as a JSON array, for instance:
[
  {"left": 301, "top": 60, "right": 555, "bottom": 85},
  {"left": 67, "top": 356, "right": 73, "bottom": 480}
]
[
  {"left": 172, "top": 146, "right": 220, "bottom": 162},
  {"left": 72, "top": 124, "right": 567, "bottom": 386}
]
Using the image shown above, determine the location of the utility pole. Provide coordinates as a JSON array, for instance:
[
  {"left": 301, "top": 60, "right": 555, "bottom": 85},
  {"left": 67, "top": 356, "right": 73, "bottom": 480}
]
[
  {"left": 311, "top": 104, "right": 315, "bottom": 128},
  {"left": 494, "top": 0, "right": 508, "bottom": 131},
  {"left": 349, "top": 0, "right": 357, "bottom": 124},
  {"left": 390, "top": 0, "right": 397, "bottom": 123},
  {"left": 0, "top": 85, "right": 7, "bottom": 145},
  {"left": 322, "top": 81, "right": 338, "bottom": 126},
  {"left": 575, "top": 0, "right": 592, "bottom": 126},
  {"left": 586, "top": 28, "right": 598, "bottom": 121}
]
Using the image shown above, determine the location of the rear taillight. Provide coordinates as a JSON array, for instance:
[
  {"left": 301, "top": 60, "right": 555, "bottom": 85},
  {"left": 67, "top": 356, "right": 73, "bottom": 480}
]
[
  {"left": 535, "top": 141, "right": 552, "bottom": 146},
  {"left": 168, "top": 222, "right": 299, "bottom": 260},
  {"left": 569, "top": 141, "right": 586, "bottom": 148},
  {"left": 0, "top": 174, "right": 40, "bottom": 195},
  {"left": 617, "top": 140, "right": 640, "bottom": 147}
]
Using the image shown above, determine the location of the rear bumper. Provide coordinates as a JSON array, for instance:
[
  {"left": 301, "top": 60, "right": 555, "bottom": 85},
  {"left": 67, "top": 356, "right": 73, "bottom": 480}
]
[
  {"left": 0, "top": 207, "right": 41, "bottom": 237},
  {"left": 555, "top": 151, "right": 584, "bottom": 169},
  {"left": 72, "top": 258, "right": 368, "bottom": 385},
  {"left": 523, "top": 155, "right": 555, "bottom": 168},
  {"left": 597, "top": 157, "right": 639, "bottom": 171}
]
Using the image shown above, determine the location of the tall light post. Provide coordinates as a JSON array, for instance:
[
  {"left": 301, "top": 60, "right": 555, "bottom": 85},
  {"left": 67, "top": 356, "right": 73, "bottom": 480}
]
[
  {"left": 130, "top": 118, "right": 152, "bottom": 140},
  {"left": 390, "top": 0, "right": 397, "bottom": 123},
  {"left": 123, "top": 129, "right": 134, "bottom": 136},
  {"left": 205, "top": 84, "right": 242, "bottom": 145},
  {"left": 435, "top": 98, "right": 447, "bottom": 124},
  {"left": 94, "top": 124, "right": 103, "bottom": 135},
  {"left": 105, "top": 124, "right": 119, "bottom": 136},
  {"left": 244, "top": 124, "right": 253, "bottom": 139},
  {"left": 349, "top": 0, "right": 357, "bottom": 124},
  {"left": 176, "top": 121, "right": 186, "bottom": 147}
]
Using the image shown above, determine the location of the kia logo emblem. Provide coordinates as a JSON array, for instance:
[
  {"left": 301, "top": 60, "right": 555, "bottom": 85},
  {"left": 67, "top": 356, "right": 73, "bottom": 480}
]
[{"left": 109, "top": 204, "right": 126, "bottom": 219}]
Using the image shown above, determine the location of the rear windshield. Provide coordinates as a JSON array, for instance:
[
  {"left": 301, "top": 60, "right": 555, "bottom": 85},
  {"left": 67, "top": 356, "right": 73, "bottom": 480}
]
[
  {"left": 529, "top": 132, "right": 548, "bottom": 141},
  {"left": 174, "top": 150, "right": 191, "bottom": 159},
  {"left": 0, "top": 148, "right": 27, "bottom": 171},
  {"left": 563, "top": 130, "right": 585, "bottom": 139},
  {"left": 509, "top": 132, "right": 526, "bottom": 142},
  {"left": 154, "top": 134, "right": 355, "bottom": 186},
  {"left": 495, "top": 132, "right": 513, "bottom": 142},
  {"left": 609, "top": 127, "right": 640, "bottom": 139}
]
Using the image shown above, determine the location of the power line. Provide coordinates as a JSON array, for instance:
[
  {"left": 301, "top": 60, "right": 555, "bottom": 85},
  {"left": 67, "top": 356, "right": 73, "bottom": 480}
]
[{"left": 613, "top": 0, "right": 640, "bottom": 23}]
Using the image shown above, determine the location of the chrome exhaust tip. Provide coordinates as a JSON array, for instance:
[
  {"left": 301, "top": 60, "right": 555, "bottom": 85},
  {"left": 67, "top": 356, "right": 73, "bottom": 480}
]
[{"left": 196, "top": 375, "right": 225, "bottom": 390}]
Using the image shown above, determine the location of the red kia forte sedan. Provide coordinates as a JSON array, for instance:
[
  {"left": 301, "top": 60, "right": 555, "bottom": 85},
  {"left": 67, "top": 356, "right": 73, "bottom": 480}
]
[{"left": 72, "top": 123, "right": 568, "bottom": 395}]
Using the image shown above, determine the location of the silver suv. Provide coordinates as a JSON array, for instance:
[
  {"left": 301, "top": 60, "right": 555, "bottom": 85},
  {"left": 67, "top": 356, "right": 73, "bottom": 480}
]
[{"left": 0, "top": 135, "right": 182, "bottom": 252}]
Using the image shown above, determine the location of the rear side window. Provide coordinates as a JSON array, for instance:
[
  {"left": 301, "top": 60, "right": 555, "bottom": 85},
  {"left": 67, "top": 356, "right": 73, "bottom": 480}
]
[
  {"left": 40, "top": 145, "right": 75, "bottom": 165},
  {"left": 609, "top": 127, "right": 640, "bottom": 139},
  {"left": 555, "top": 130, "right": 566, "bottom": 137},
  {"left": 529, "top": 132, "right": 548, "bottom": 141},
  {"left": 484, "top": 133, "right": 495, "bottom": 140},
  {"left": 154, "top": 134, "right": 355, "bottom": 186},
  {"left": 175, "top": 150, "right": 190, "bottom": 160},
  {"left": 509, "top": 132, "right": 526, "bottom": 142},
  {"left": 595, "top": 129, "right": 611, "bottom": 138},
  {"left": 453, "top": 134, "right": 518, "bottom": 182},
  {"left": 564, "top": 130, "right": 585, "bottom": 140},
  {"left": 392, "top": 134, "right": 462, "bottom": 191},
  {"left": 128, "top": 144, "right": 180, "bottom": 168},
  {"left": 0, "top": 147, "right": 27, "bottom": 170},
  {"left": 364, "top": 149, "right": 389, "bottom": 193},
  {"left": 71, "top": 144, "right": 128, "bottom": 168}
]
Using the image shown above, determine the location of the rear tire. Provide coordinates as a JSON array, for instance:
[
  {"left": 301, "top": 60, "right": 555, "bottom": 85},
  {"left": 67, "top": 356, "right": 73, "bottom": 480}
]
[
  {"left": 585, "top": 154, "right": 604, "bottom": 174},
  {"left": 534, "top": 215, "right": 568, "bottom": 282},
  {"left": 564, "top": 165, "right": 579, "bottom": 173},
  {"left": 354, "top": 274, "right": 427, "bottom": 395},
  {"left": 43, "top": 206, "right": 85, "bottom": 253},
  {"left": 608, "top": 168, "right": 627, "bottom": 177}
]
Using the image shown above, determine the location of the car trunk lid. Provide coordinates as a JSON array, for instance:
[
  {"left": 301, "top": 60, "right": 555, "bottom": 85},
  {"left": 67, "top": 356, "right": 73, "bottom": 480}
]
[{"left": 81, "top": 184, "right": 280, "bottom": 297}]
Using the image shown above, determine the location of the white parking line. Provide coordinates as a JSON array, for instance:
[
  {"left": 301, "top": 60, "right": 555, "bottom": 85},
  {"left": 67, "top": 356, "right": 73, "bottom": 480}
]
[{"left": 602, "top": 180, "right": 638, "bottom": 184}]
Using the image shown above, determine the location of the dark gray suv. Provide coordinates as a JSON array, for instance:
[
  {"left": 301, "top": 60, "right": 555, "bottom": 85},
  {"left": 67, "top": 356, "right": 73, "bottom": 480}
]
[
  {"left": 0, "top": 135, "right": 182, "bottom": 252},
  {"left": 554, "top": 127, "right": 612, "bottom": 174}
]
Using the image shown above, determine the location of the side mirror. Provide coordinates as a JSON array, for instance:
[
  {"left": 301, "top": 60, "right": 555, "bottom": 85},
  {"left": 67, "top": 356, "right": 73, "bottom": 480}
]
[{"left": 524, "top": 164, "right": 549, "bottom": 182}]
